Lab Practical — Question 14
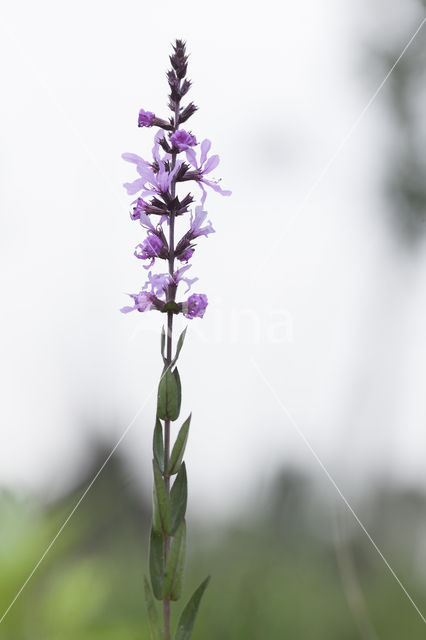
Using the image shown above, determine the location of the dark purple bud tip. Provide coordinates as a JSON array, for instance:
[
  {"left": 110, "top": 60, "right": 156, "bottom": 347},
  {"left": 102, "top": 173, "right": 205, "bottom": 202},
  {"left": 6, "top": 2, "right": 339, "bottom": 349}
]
[
  {"left": 178, "top": 102, "right": 198, "bottom": 125},
  {"left": 138, "top": 109, "right": 155, "bottom": 127}
]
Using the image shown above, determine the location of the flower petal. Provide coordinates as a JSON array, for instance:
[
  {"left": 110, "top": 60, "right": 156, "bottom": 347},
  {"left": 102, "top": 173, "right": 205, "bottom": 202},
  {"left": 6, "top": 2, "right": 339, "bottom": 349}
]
[
  {"left": 122, "top": 152, "right": 146, "bottom": 165},
  {"left": 139, "top": 211, "right": 156, "bottom": 231},
  {"left": 185, "top": 148, "right": 198, "bottom": 167},
  {"left": 202, "top": 179, "right": 232, "bottom": 197},
  {"left": 123, "top": 178, "right": 146, "bottom": 195},
  {"left": 182, "top": 276, "right": 199, "bottom": 293},
  {"left": 203, "top": 154, "right": 220, "bottom": 174},
  {"left": 200, "top": 139, "right": 212, "bottom": 166}
]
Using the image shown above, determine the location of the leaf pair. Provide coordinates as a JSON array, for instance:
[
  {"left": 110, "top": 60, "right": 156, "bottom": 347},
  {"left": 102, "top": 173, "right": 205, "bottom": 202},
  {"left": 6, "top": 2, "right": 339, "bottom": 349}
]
[
  {"left": 149, "top": 520, "right": 186, "bottom": 602},
  {"left": 154, "top": 415, "right": 191, "bottom": 477},
  {"left": 152, "top": 460, "right": 188, "bottom": 537}
]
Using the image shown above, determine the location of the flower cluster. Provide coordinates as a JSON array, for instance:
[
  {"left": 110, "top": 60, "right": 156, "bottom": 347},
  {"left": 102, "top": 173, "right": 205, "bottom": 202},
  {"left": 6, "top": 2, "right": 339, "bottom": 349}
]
[{"left": 121, "top": 39, "right": 231, "bottom": 320}]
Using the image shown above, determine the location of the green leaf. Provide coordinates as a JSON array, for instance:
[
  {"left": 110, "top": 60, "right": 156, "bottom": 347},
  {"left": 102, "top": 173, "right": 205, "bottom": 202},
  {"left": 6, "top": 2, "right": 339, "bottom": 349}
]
[
  {"left": 152, "top": 485, "right": 162, "bottom": 533},
  {"left": 172, "top": 368, "right": 182, "bottom": 420},
  {"left": 153, "top": 419, "right": 164, "bottom": 473},
  {"left": 171, "top": 523, "right": 186, "bottom": 602},
  {"left": 174, "top": 576, "right": 210, "bottom": 640},
  {"left": 170, "top": 462, "right": 187, "bottom": 535},
  {"left": 172, "top": 368, "right": 182, "bottom": 418},
  {"left": 149, "top": 527, "right": 164, "bottom": 600},
  {"left": 157, "top": 367, "right": 169, "bottom": 420},
  {"left": 171, "top": 327, "right": 187, "bottom": 368},
  {"left": 168, "top": 414, "right": 191, "bottom": 475},
  {"left": 153, "top": 460, "right": 171, "bottom": 535},
  {"left": 144, "top": 575, "right": 163, "bottom": 640},
  {"left": 163, "top": 520, "right": 186, "bottom": 601},
  {"left": 157, "top": 367, "right": 181, "bottom": 421},
  {"left": 161, "top": 326, "right": 166, "bottom": 364}
]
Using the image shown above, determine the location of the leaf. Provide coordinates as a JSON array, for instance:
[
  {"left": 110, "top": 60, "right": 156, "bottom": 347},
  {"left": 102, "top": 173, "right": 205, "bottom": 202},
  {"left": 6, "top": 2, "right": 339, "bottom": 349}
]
[
  {"left": 153, "top": 460, "right": 171, "bottom": 535},
  {"left": 153, "top": 419, "right": 164, "bottom": 473},
  {"left": 157, "top": 367, "right": 181, "bottom": 421},
  {"left": 162, "top": 520, "right": 186, "bottom": 601},
  {"left": 174, "top": 576, "right": 210, "bottom": 640},
  {"left": 161, "top": 326, "right": 167, "bottom": 364},
  {"left": 152, "top": 485, "right": 162, "bottom": 533},
  {"left": 170, "top": 462, "right": 187, "bottom": 535},
  {"left": 168, "top": 414, "right": 191, "bottom": 475},
  {"left": 144, "top": 575, "right": 163, "bottom": 640},
  {"left": 170, "top": 523, "right": 186, "bottom": 602},
  {"left": 149, "top": 527, "right": 164, "bottom": 600},
  {"left": 157, "top": 367, "right": 169, "bottom": 420},
  {"left": 172, "top": 368, "right": 182, "bottom": 419},
  {"left": 171, "top": 327, "right": 187, "bottom": 367}
]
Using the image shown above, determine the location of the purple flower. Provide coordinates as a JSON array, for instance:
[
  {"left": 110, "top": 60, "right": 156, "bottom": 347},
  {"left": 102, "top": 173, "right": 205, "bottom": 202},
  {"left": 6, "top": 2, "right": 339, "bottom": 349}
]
[
  {"left": 177, "top": 247, "right": 194, "bottom": 263},
  {"left": 134, "top": 234, "right": 166, "bottom": 269},
  {"left": 183, "top": 293, "right": 208, "bottom": 319},
  {"left": 130, "top": 198, "right": 148, "bottom": 220},
  {"left": 175, "top": 206, "right": 214, "bottom": 261},
  {"left": 189, "top": 206, "right": 215, "bottom": 239},
  {"left": 173, "top": 264, "right": 198, "bottom": 292},
  {"left": 121, "top": 290, "right": 154, "bottom": 314},
  {"left": 143, "top": 264, "right": 198, "bottom": 299},
  {"left": 122, "top": 131, "right": 184, "bottom": 197},
  {"left": 144, "top": 272, "right": 170, "bottom": 297},
  {"left": 138, "top": 109, "right": 155, "bottom": 127},
  {"left": 122, "top": 155, "right": 183, "bottom": 197},
  {"left": 170, "top": 129, "right": 197, "bottom": 152},
  {"left": 185, "top": 139, "right": 231, "bottom": 204}
]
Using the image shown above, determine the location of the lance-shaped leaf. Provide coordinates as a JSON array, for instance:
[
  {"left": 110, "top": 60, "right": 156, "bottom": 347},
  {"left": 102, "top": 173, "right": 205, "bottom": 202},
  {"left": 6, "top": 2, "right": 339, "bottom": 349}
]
[
  {"left": 173, "top": 368, "right": 182, "bottom": 414},
  {"left": 168, "top": 414, "right": 191, "bottom": 475},
  {"left": 153, "top": 419, "right": 164, "bottom": 473},
  {"left": 157, "top": 367, "right": 181, "bottom": 421},
  {"left": 171, "top": 327, "right": 187, "bottom": 368},
  {"left": 149, "top": 527, "right": 164, "bottom": 600},
  {"left": 174, "top": 576, "right": 210, "bottom": 640},
  {"left": 152, "top": 485, "right": 162, "bottom": 533},
  {"left": 144, "top": 575, "right": 163, "bottom": 640},
  {"left": 170, "top": 462, "right": 187, "bottom": 535},
  {"left": 160, "top": 326, "right": 167, "bottom": 365},
  {"left": 162, "top": 520, "right": 186, "bottom": 601},
  {"left": 171, "top": 526, "right": 187, "bottom": 602},
  {"left": 153, "top": 460, "right": 171, "bottom": 535}
]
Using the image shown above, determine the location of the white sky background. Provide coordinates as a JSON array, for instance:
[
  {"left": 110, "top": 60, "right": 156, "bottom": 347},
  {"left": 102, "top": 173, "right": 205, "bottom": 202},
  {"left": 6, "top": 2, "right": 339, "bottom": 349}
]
[{"left": 0, "top": 0, "right": 425, "bottom": 519}]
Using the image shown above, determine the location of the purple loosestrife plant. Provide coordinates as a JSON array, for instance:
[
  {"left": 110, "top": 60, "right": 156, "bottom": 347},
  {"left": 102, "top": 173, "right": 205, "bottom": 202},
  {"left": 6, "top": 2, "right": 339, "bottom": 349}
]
[{"left": 121, "top": 40, "right": 230, "bottom": 640}]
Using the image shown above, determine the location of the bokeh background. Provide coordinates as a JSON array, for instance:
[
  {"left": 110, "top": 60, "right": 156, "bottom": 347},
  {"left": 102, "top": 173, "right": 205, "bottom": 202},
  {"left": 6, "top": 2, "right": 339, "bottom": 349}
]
[{"left": 1, "top": 0, "right": 425, "bottom": 637}]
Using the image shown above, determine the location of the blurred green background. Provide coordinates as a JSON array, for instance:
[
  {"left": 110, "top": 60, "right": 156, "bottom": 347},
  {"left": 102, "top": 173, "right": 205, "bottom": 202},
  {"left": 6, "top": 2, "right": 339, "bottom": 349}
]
[{"left": 1, "top": 448, "right": 425, "bottom": 639}]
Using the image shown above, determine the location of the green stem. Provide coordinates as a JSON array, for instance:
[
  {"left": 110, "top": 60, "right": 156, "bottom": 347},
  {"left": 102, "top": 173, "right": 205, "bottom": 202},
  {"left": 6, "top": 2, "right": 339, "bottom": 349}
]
[{"left": 162, "top": 81, "right": 181, "bottom": 640}]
